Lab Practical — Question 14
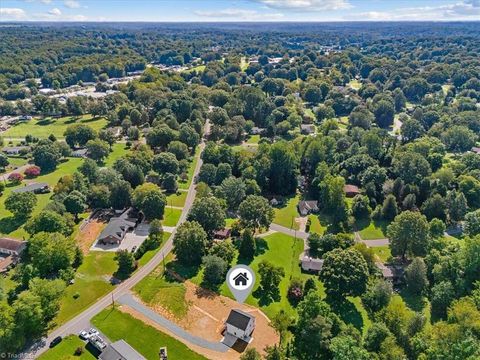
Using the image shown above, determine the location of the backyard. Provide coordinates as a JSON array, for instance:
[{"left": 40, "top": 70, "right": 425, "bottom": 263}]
[
  {"left": 273, "top": 194, "right": 301, "bottom": 230},
  {"left": 37, "top": 335, "right": 96, "bottom": 360}
]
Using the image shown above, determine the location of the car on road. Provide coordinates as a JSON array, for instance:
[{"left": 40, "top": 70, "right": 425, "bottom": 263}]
[
  {"left": 49, "top": 336, "right": 62, "bottom": 348},
  {"left": 79, "top": 330, "right": 90, "bottom": 340}
]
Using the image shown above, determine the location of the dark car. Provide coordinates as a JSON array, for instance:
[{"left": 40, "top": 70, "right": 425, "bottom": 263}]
[{"left": 49, "top": 336, "right": 62, "bottom": 348}]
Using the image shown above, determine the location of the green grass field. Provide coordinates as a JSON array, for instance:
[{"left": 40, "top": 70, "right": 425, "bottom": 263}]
[
  {"left": 165, "top": 191, "right": 187, "bottom": 208},
  {"left": 178, "top": 148, "right": 199, "bottom": 190},
  {"left": 348, "top": 79, "right": 362, "bottom": 90},
  {"left": 54, "top": 251, "right": 117, "bottom": 326},
  {"left": 38, "top": 336, "right": 96, "bottom": 360},
  {"left": 246, "top": 134, "right": 260, "bottom": 144},
  {"left": 372, "top": 246, "right": 392, "bottom": 263},
  {"left": 162, "top": 207, "right": 182, "bottom": 227},
  {"left": 103, "top": 143, "right": 130, "bottom": 167},
  {"left": 0, "top": 158, "right": 84, "bottom": 237},
  {"left": 2, "top": 114, "right": 107, "bottom": 139},
  {"left": 358, "top": 219, "right": 387, "bottom": 240},
  {"left": 273, "top": 195, "right": 300, "bottom": 230},
  {"left": 92, "top": 307, "right": 207, "bottom": 360},
  {"left": 308, "top": 214, "right": 327, "bottom": 234},
  {"left": 183, "top": 65, "right": 206, "bottom": 74}
]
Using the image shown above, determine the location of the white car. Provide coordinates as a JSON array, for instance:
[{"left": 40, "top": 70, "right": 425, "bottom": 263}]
[
  {"left": 79, "top": 330, "right": 90, "bottom": 340},
  {"left": 88, "top": 328, "right": 99, "bottom": 337}
]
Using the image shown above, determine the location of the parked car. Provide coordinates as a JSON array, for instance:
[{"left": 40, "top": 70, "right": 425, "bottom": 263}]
[
  {"left": 88, "top": 328, "right": 99, "bottom": 337},
  {"left": 131, "top": 246, "right": 137, "bottom": 253},
  {"left": 49, "top": 336, "right": 62, "bottom": 348},
  {"left": 79, "top": 330, "right": 89, "bottom": 340}
]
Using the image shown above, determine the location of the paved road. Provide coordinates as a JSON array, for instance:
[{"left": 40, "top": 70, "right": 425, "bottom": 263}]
[
  {"left": 24, "top": 121, "right": 209, "bottom": 359},
  {"left": 118, "top": 293, "right": 229, "bottom": 352},
  {"left": 361, "top": 238, "right": 390, "bottom": 247}
]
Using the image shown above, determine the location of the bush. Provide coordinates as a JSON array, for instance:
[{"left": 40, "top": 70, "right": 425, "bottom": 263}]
[
  {"left": 24, "top": 165, "right": 41, "bottom": 178},
  {"left": 73, "top": 292, "right": 80, "bottom": 299},
  {"left": 287, "top": 278, "right": 304, "bottom": 306},
  {"left": 74, "top": 346, "right": 84, "bottom": 355},
  {"left": 8, "top": 172, "right": 23, "bottom": 185}
]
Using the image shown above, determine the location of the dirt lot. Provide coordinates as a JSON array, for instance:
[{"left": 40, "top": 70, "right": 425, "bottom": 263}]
[
  {"left": 128, "top": 280, "right": 279, "bottom": 359},
  {"left": 75, "top": 219, "right": 106, "bottom": 254}
]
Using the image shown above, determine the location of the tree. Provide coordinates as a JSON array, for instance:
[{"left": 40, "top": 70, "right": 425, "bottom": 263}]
[
  {"left": 109, "top": 180, "right": 132, "bottom": 209},
  {"left": 12, "top": 291, "right": 45, "bottom": 351},
  {"left": 381, "top": 194, "right": 398, "bottom": 221},
  {"left": 258, "top": 260, "right": 285, "bottom": 299},
  {"left": 393, "top": 152, "right": 431, "bottom": 185},
  {"left": 202, "top": 255, "right": 227, "bottom": 287},
  {"left": 421, "top": 194, "right": 447, "bottom": 221},
  {"left": 29, "top": 278, "right": 65, "bottom": 322},
  {"left": 24, "top": 165, "right": 41, "bottom": 178},
  {"left": 448, "top": 191, "right": 468, "bottom": 223},
  {"left": 217, "top": 176, "right": 246, "bottom": 210},
  {"left": 373, "top": 100, "right": 395, "bottom": 128},
  {"left": 115, "top": 250, "right": 136, "bottom": 278},
  {"left": 405, "top": 257, "right": 429, "bottom": 295},
  {"left": 146, "top": 124, "right": 177, "bottom": 149},
  {"left": 25, "top": 210, "right": 71, "bottom": 236},
  {"left": 330, "top": 336, "right": 370, "bottom": 360},
  {"left": 28, "top": 232, "right": 75, "bottom": 277},
  {"left": 78, "top": 158, "right": 99, "bottom": 183},
  {"left": 442, "top": 126, "right": 477, "bottom": 153},
  {"left": 240, "top": 348, "right": 261, "bottom": 360},
  {"left": 401, "top": 117, "right": 424, "bottom": 142},
  {"left": 351, "top": 195, "right": 371, "bottom": 220},
  {"left": 320, "top": 248, "right": 369, "bottom": 299},
  {"left": 318, "top": 175, "right": 348, "bottom": 222},
  {"left": 238, "top": 195, "right": 274, "bottom": 231},
  {"left": 173, "top": 221, "right": 208, "bottom": 265},
  {"left": 209, "top": 240, "right": 236, "bottom": 265},
  {"left": 387, "top": 211, "right": 430, "bottom": 259},
  {"left": 188, "top": 197, "right": 226, "bottom": 236},
  {"left": 364, "top": 322, "right": 393, "bottom": 353},
  {"left": 62, "top": 189, "right": 85, "bottom": 218},
  {"left": 239, "top": 228, "right": 256, "bottom": 259},
  {"left": 429, "top": 218, "right": 446, "bottom": 239},
  {"left": 32, "top": 141, "right": 61, "bottom": 171},
  {"left": 7, "top": 172, "right": 23, "bottom": 185},
  {"left": 132, "top": 183, "right": 166, "bottom": 220},
  {"left": 86, "top": 139, "right": 110, "bottom": 163},
  {"left": 0, "top": 153, "right": 9, "bottom": 169},
  {"left": 5, "top": 191, "right": 37, "bottom": 218},
  {"left": 64, "top": 124, "right": 96, "bottom": 148},
  {"left": 153, "top": 152, "right": 179, "bottom": 174},
  {"left": 361, "top": 279, "right": 393, "bottom": 314},
  {"left": 168, "top": 141, "right": 189, "bottom": 160},
  {"left": 98, "top": 129, "right": 116, "bottom": 149},
  {"left": 465, "top": 210, "right": 480, "bottom": 237},
  {"left": 267, "top": 141, "right": 299, "bottom": 195},
  {"left": 430, "top": 281, "right": 455, "bottom": 318}
]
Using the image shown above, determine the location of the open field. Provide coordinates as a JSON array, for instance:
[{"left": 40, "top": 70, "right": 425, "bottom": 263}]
[
  {"left": 2, "top": 114, "right": 107, "bottom": 139},
  {"left": 273, "top": 194, "right": 301, "bottom": 230},
  {"left": 92, "top": 307, "right": 207, "bottom": 360},
  {"left": 103, "top": 143, "right": 130, "bottom": 167}
]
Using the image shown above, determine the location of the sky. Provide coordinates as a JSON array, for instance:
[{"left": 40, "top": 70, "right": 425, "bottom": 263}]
[{"left": 1, "top": 0, "right": 480, "bottom": 22}]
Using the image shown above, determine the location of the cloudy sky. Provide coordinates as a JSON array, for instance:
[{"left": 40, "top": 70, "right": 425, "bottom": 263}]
[{"left": 1, "top": 0, "right": 479, "bottom": 22}]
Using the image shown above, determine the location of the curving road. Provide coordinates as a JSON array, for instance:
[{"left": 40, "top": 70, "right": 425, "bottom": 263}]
[{"left": 24, "top": 121, "right": 209, "bottom": 359}]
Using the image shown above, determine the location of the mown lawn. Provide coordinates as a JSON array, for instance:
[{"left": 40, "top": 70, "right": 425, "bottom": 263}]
[
  {"left": 165, "top": 191, "right": 187, "bottom": 208},
  {"left": 0, "top": 158, "right": 84, "bottom": 237},
  {"left": 273, "top": 194, "right": 300, "bottom": 230},
  {"left": 162, "top": 207, "right": 182, "bottom": 227},
  {"left": 246, "top": 134, "right": 260, "bottom": 144},
  {"left": 2, "top": 114, "right": 107, "bottom": 139},
  {"left": 178, "top": 148, "right": 199, "bottom": 190},
  {"left": 183, "top": 64, "right": 206, "bottom": 74},
  {"left": 103, "top": 143, "right": 130, "bottom": 167},
  {"left": 358, "top": 219, "right": 388, "bottom": 240},
  {"left": 372, "top": 246, "right": 392, "bottom": 263},
  {"left": 308, "top": 214, "right": 327, "bottom": 234},
  {"left": 38, "top": 335, "right": 96, "bottom": 360},
  {"left": 92, "top": 307, "right": 207, "bottom": 360},
  {"left": 54, "top": 251, "right": 117, "bottom": 326}
]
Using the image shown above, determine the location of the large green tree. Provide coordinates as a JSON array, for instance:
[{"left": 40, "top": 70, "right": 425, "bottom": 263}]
[
  {"left": 387, "top": 211, "right": 430, "bottom": 259},
  {"left": 173, "top": 221, "right": 208, "bottom": 265}
]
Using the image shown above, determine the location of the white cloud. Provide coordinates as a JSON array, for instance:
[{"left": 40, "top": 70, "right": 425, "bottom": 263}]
[
  {"left": 41, "top": 0, "right": 52, "bottom": 4},
  {"left": 0, "top": 7, "right": 27, "bottom": 19},
  {"left": 64, "top": 0, "right": 81, "bottom": 9},
  {"left": 48, "top": 7, "right": 62, "bottom": 16},
  {"left": 254, "top": 0, "right": 352, "bottom": 12},
  {"left": 195, "top": 8, "right": 284, "bottom": 20}
]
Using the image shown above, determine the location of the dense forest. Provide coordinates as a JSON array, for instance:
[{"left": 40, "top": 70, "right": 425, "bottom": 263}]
[{"left": 0, "top": 22, "right": 479, "bottom": 359}]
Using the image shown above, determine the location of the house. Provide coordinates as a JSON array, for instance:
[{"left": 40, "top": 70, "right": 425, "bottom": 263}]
[
  {"left": 300, "top": 124, "right": 315, "bottom": 135},
  {"left": 2, "top": 146, "right": 30, "bottom": 155},
  {"left": 224, "top": 309, "right": 255, "bottom": 345},
  {"left": 250, "top": 127, "right": 265, "bottom": 135},
  {"left": 99, "top": 340, "right": 146, "bottom": 360},
  {"left": 300, "top": 254, "right": 324, "bottom": 274},
  {"left": 233, "top": 272, "right": 249, "bottom": 286},
  {"left": 97, "top": 208, "right": 138, "bottom": 245},
  {"left": 0, "top": 238, "right": 27, "bottom": 256},
  {"left": 471, "top": 147, "right": 480, "bottom": 154},
  {"left": 214, "top": 228, "right": 231, "bottom": 240},
  {"left": 12, "top": 182, "right": 50, "bottom": 194},
  {"left": 270, "top": 197, "right": 280, "bottom": 206},
  {"left": 344, "top": 184, "right": 360, "bottom": 198},
  {"left": 71, "top": 148, "right": 88, "bottom": 158},
  {"left": 297, "top": 200, "right": 319, "bottom": 216},
  {"left": 376, "top": 262, "right": 404, "bottom": 284}
]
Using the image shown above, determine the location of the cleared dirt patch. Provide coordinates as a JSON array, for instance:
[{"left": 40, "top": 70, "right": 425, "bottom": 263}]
[
  {"left": 132, "top": 280, "right": 279, "bottom": 359},
  {"left": 76, "top": 219, "right": 106, "bottom": 254}
]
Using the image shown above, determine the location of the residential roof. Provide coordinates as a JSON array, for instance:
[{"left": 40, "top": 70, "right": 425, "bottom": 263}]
[
  {"left": 214, "top": 228, "right": 231, "bottom": 238},
  {"left": 472, "top": 147, "right": 480, "bottom": 154},
  {"left": 0, "top": 238, "right": 27, "bottom": 253},
  {"left": 298, "top": 200, "right": 318, "bottom": 213},
  {"left": 99, "top": 340, "right": 146, "bottom": 360},
  {"left": 300, "top": 124, "right": 315, "bottom": 133},
  {"left": 12, "top": 182, "right": 49, "bottom": 193},
  {"left": 98, "top": 208, "right": 137, "bottom": 242},
  {"left": 2, "top": 146, "right": 30, "bottom": 152},
  {"left": 226, "top": 309, "right": 254, "bottom": 331},
  {"left": 300, "top": 255, "right": 324, "bottom": 271},
  {"left": 344, "top": 184, "right": 360, "bottom": 194}
]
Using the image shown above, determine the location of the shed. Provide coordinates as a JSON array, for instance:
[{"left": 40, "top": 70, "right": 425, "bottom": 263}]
[{"left": 214, "top": 228, "right": 231, "bottom": 240}]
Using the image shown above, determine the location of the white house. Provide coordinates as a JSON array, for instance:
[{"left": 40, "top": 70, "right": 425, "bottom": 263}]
[{"left": 224, "top": 309, "right": 255, "bottom": 346}]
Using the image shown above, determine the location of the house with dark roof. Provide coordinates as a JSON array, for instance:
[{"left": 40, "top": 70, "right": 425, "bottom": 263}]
[
  {"left": 344, "top": 184, "right": 360, "bottom": 197},
  {"left": 297, "top": 200, "right": 319, "bottom": 216},
  {"left": 214, "top": 228, "right": 231, "bottom": 240},
  {"left": 97, "top": 208, "right": 138, "bottom": 245},
  {"left": 99, "top": 340, "right": 146, "bottom": 360},
  {"left": 224, "top": 309, "right": 255, "bottom": 345},
  {"left": 12, "top": 182, "right": 50, "bottom": 194},
  {"left": 2, "top": 146, "right": 30, "bottom": 155},
  {"left": 376, "top": 262, "right": 405, "bottom": 284}
]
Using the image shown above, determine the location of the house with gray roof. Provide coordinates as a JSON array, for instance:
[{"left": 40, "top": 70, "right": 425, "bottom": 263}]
[
  {"left": 99, "top": 340, "right": 146, "bottom": 360},
  {"left": 97, "top": 208, "right": 138, "bottom": 245},
  {"left": 12, "top": 182, "right": 50, "bottom": 194}
]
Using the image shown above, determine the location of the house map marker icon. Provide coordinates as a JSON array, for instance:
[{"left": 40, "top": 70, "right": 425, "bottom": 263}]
[{"left": 226, "top": 265, "right": 255, "bottom": 303}]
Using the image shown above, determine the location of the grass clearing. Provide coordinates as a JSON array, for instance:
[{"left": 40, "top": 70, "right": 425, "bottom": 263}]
[
  {"left": 348, "top": 79, "right": 362, "bottom": 90},
  {"left": 92, "top": 307, "right": 207, "bottom": 360},
  {"left": 358, "top": 219, "right": 387, "bottom": 240},
  {"left": 183, "top": 65, "right": 206, "bottom": 74},
  {"left": 162, "top": 207, "right": 182, "bottom": 227},
  {"left": 246, "top": 134, "right": 260, "bottom": 144},
  {"left": 273, "top": 194, "right": 300, "bottom": 230},
  {"left": 103, "top": 143, "right": 130, "bottom": 167},
  {"left": 178, "top": 148, "right": 199, "bottom": 190},
  {"left": 166, "top": 191, "right": 187, "bottom": 208},
  {"left": 38, "top": 335, "right": 96, "bottom": 360},
  {"left": 2, "top": 114, "right": 107, "bottom": 139},
  {"left": 372, "top": 246, "right": 391, "bottom": 263},
  {"left": 54, "top": 251, "right": 116, "bottom": 326},
  {"left": 308, "top": 214, "right": 327, "bottom": 234}
]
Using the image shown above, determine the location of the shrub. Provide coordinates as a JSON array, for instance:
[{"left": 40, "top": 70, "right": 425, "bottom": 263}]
[
  {"left": 8, "top": 172, "right": 23, "bottom": 185},
  {"left": 24, "top": 165, "right": 41, "bottom": 178},
  {"left": 74, "top": 346, "right": 84, "bottom": 355}
]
